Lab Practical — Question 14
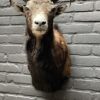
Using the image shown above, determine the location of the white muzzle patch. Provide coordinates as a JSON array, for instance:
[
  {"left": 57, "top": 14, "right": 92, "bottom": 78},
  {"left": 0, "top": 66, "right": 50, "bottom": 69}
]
[{"left": 32, "top": 13, "right": 48, "bottom": 32}]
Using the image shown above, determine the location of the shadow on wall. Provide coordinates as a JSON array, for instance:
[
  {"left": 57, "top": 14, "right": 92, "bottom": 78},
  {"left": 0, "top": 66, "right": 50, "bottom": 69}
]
[
  {"left": 36, "top": 80, "right": 72, "bottom": 100},
  {"left": 42, "top": 90, "right": 68, "bottom": 100}
]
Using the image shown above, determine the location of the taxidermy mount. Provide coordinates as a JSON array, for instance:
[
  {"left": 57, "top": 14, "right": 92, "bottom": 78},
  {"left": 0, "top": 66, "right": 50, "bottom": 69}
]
[{"left": 11, "top": 0, "right": 71, "bottom": 92}]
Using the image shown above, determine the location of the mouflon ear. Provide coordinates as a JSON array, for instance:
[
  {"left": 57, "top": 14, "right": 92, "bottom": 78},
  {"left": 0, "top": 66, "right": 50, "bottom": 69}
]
[
  {"left": 15, "top": 4, "right": 25, "bottom": 13},
  {"left": 11, "top": 0, "right": 27, "bottom": 13},
  {"left": 55, "top": 3, "right": 67, "bottom": 15},
  {"left": 51, "top": 3, "right": 67, "bottom": 16}
]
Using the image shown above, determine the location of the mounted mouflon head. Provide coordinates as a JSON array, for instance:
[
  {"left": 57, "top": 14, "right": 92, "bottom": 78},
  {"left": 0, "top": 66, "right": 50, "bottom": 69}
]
[
  {"left": 12, "top": 0, "right": 68, "bottom": 38},
  {"left": 11, "top": 0, "right": 71, "bottom": 92}
]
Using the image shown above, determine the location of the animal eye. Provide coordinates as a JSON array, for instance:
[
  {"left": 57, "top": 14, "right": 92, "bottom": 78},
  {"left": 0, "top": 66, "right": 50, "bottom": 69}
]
[
  {"left": 50, "top": 5, "right": 57, "bottom": 14},
  {"left": 24, "top": 6, "right": 30, "bottom": 11}
]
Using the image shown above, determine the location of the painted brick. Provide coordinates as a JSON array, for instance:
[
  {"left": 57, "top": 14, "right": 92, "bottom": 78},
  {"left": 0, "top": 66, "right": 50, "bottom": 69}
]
[
  {"left": 92, "top": 46, "right": 100, "bottom": 56},
  {"left": 0, "top": 45, "right": 23, "bottom": 54},
  {"left": 21, "top": 64, "right": 30, "bottom": 74},
  {"left": 90, "top": 80, "right": 100, "bottom": 91},
  {"left": 10, "top": 16, "right": 26, "bottom": 25},
  {"left": 69, "top": 45, "right": 92, "bottom": 55},
  {"left": 73, "top": 34, "right": 100, "bottom": 44},
  {"left": 0, "top": 53, "right": 7, "bottom": 62},
  {"left": 73, "top": 79, "right": 92, "bottom": 90},
  {"left": 71, "top": 56, "right": 100, "bottom": 66},
  {"left": 0, "top": 73, "right": 6, "bottom": 82},
  {"left": 94, "top": 23, "right": 100, "bottom": 33},
  {"left": 4, "top": 94, "right": 37, "bottom": 100},
  {"left": 0, "top": 83, "right": 21, "bottom": 94},
  {"left": 66, "top": 2, "right": 94, "bottom": 12},
  {"left": 8, "top": 54, "right": 27, "bottom": 63},
  {"left": 71, "top": 67, "right": 95, "bottom": 78},
  {"left": 7, "top": 74, "right": 31, "bottom": 84},
  {"left": 65, "top": 90, "right": 92, "bottom": 100},
  {"left": 0, "top": 63, "right": 21, "bottom": 73},
  {"left": 0, "top": 26, "right": 25, "bottom": 35},
  {"left": 20, "top": 85, "right": 44, "bottom": 97},
  {"left": 73, "top": 79, "right": 100, "bottom": 91},
  {"left": 0, "top": 94, "right": 4, "bottom": 100},
  {"left": 0, "top": 7, "right": 21, "bottom": 16},
  {"left": 0, "top": 17, "right": 10, "bottom": 25},
  {"left": 8, "top": 35, "right": 25, "bottom": 44},
  {"left": 0, "top": 35, "right": 8, "bottom": 43},
  {"left": 94, "top": 68, "right": 100, "bottom": 79},
  {"left": 93, "top": 93, "right": 100, "bottom": 100},
  {"left": 74, "top": 12, "right": 100, "bottom": 22},
  {"left": 95, "top": 1, "right": 100, "bottom": 11},
  {"left": 0, "top": 0, "right": 100, "bottom": 100},
  {"left": 54, "top": 13, "right": 73, "bottom": 23},
  {"left": 0, "top": 0, "right": 10, "bottom": 7},
  {"left": 58, "top": 23, "right": 93, "bottom": 33},
  {"left": 63, "top": 34, "right": 72, "bottom": 44}
]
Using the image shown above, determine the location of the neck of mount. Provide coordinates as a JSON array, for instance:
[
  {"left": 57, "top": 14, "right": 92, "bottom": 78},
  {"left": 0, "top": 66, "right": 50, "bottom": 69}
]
[
  {"left": 27, "top": 26, "right": 54, "bottom": 49},
  {"left": 38, "top": 27, "right": 54, "bottom": 49}
]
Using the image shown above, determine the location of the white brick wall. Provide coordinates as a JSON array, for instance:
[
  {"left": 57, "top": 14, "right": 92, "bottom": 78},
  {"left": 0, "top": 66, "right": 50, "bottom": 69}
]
[{"left": 0, "top": 0, "right": 100, "bottom": 100}]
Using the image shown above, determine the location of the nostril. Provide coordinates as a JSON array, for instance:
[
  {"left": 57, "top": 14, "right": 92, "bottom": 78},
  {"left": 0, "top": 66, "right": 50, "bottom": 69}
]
[
  {"left": 42, "top": 21, "right": 46, "bottom": 25},
  {"left": 35, "top": 21, "right": 39, "bottom": 25},
  {"left": 34, "top": 21, "right": 46, "bottom": 26}
]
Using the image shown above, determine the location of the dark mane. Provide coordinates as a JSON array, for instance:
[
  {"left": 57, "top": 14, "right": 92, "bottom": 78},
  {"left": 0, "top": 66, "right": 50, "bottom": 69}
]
[
  {"left": 26, "top": 23, "right": 71, "bottom": 92},
  {"left": 54, "top": 24, "right": 61, "bottom": 32},
  {"left": 11, "top": 0, "right": 71, "bottom": 93},
  {"left": 54, "top": 24, "right": 59, "bottom": 30},
  {"left": 24, "top": 0, "right": 71, "bottom": 92}
]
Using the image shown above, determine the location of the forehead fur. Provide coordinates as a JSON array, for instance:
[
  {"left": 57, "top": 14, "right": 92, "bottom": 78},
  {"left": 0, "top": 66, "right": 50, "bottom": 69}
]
[
  {"left": 28, "top": 0, "right": 53, "bottom": 3},
  {"left": 26, "top": 0, "right": 53, "bottom": 7},
  {"left": 26, "top": 0, "right": 54, "bottom": 9}
]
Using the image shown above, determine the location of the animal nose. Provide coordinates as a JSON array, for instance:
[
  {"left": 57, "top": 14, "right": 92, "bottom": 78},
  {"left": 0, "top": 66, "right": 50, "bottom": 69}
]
[{"left": 35, "top": 21, "right": 46, "bottom": 26}]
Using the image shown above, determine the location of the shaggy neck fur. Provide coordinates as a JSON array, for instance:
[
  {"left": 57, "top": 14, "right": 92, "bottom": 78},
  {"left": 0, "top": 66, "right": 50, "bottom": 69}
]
[
  {"left": 26, "top": 23, "right": 70, "bottom": 92},
  {"left": 26, "top": 18, "right": 54, "bottom": 54}
]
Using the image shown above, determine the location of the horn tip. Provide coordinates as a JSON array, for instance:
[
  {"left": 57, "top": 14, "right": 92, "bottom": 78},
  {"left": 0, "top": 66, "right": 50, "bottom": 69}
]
[{"left": 51, "top": 0, "right": 58, "bottom": 3}]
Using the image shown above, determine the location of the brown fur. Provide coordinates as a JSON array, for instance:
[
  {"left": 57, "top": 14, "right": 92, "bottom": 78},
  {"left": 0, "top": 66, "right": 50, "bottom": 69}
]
[
  {"left": 53, "top": 25, "right": 71, "bottom": 77},
  {"left": 26, "top": 24, "right": 71, "bottom": 92},
  {"left": 12, "top": 0, "right": 71, "bottom": 92}
]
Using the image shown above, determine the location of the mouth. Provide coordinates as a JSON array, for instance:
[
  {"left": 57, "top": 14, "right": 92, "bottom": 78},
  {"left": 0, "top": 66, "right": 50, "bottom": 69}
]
[
  {"left": 31, "top": 26, "right": 48, "bottom": 38},
  {"left": 36, "top": 27, "right": 47, "bottom": 32},
  {"left": 36, "top": 28, "right": 43, "bottom": 31}
]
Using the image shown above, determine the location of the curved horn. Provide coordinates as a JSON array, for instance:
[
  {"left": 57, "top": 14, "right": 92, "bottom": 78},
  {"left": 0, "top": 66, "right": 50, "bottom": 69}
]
[
  {"left": 51, "top": 0, "right": 72, "bottom": 4},
  {"left": 11, "top": 0, "right": 28, "bottom": 5},
  {"left": 23, "top": 0, "right": 29, "bottom": 2},
  {"left": 51, "top": 0, "right": 58, "bottom": 3}
]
